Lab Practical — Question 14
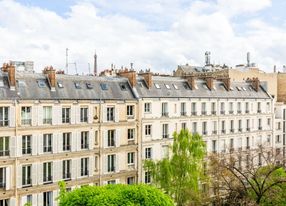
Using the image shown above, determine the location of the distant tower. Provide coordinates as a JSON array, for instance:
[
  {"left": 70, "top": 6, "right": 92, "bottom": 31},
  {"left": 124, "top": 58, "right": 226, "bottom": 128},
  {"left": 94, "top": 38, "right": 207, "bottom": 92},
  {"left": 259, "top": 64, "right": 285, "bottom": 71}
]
[
  {"left": 247, "top": 52, "right": 250, "bottom": 67},
  {"left": 94, "top": 51, "right": 97, "bottom": 76},
  {"left": 205, "top": 51, "right": 211, "bottom": 65}
]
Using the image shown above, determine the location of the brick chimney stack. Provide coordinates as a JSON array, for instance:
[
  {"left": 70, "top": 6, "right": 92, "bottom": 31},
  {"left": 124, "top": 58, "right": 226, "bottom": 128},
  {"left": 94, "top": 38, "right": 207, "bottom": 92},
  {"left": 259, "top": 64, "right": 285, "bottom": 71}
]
[
  {"left": 218, "top": 78, "right": 231, "bottom": 91},
  {"left": 246, "top": 77, "right": 260, "bottom": 92},
  {"left": 43, "top": 66, "right": 56, "bottom": 91},
  {"left": 186, "top": 76, "right": 196, "bottom": 90},
  {"left": 2, "top": 63, "right": 16, "bottom": 90},
  {"left": 139, "top": 72, "right": 153, "bottom": 89},
  {"left": 118, "top": 69, "right": 137, "bottom": 87},
  {"left": 205, "top": 77, "right": 214, "bottom": 90}
]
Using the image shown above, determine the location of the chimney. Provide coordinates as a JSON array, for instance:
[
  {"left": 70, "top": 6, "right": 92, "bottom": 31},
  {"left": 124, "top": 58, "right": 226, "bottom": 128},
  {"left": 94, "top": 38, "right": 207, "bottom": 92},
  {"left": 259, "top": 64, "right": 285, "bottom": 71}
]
[
  {"left": 43, "top": 66, "right": 56, "bottom": 91},
  {"left": 205, "top": 77, "right": 214, "bottom": 90},
  {"left": 118, "top": 70, "right": 137, "bottom": 87},
  {"left": 8, "top": 64, "right": 16, "bottom": 90},
  {"left": 139, "top": 72, "right": 153, "bottom": 89},
  {"left": 247, "top": 78, "right": 260, "bottom": 92},
  {"left": 247, "top": 52, "right": 250, "bottom": 67},
  {"left": 274, "top": 65, "right": 277, "bottom": 73},
  {"left": 218, "top": 78, "right": 231, "bottom": 91},
  {"left": 205, "top": 51, "right": 211, "bottom": 65},
  {"left": 186, "top": 76, "right": 196, "bottom": 90}
]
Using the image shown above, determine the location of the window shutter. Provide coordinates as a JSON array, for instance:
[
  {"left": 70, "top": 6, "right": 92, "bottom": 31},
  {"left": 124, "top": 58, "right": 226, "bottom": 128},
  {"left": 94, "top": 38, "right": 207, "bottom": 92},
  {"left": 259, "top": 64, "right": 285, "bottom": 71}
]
[
  {"left": 10, "top": 136, "right": 16, "bottom": 157},
  {"left": 38, "top": 163, "right": 43, "bottom": 185},
  {"left": 115, "top": 107, "right": 119, "bottom": 122},
  {"left": 102, "top": 105, "right": 107, "bottom": 122},
  {"left": 32, "top": 134, "right": 37, "bottom": 155},
  {"left": 52, "top": 105, "right": 60, "bottom": 125},
  {"left": 115, "top": 179, "right": 120, "bottom": 184},
  {"left": 89, "top": 130, "right": 94, "bottom": 150},
  {"left": 21, "top": 196, "right": 27, "bottom": 206},
  {"left": 89, "top": 156, "right": 94, "bottom": 177},
  {"left": 32, "top": 106, "right": 38, "bottom": 126},
  {"left": 103, "top": 130, "right": 107, "bottom": 148},
  {"left": 38, "top": 134, "right": 43, "bottom": 155},
  {"left": 71, "top": 132, "right": 77, "bottom": 152},
  {"left": 17, "top": 165, "right": 22, "bottom": 188},
  {"left": 53, "top": 161, "right": 61, "bottom": 182},
  {"left": 38, "top": 193, "right": 43, "bottom": 206},
  {"left": 58, "top": 133, "right": 63, "bottom": 153},
  {"left": 103, "top": 155, "right": 107, "bottom": 174},
  {"left": 77, "top": 131, "right": 81, "bottom": 151},
  {"left": 5, "top": 166, "right": 11, "bottom": 190},
  {"left": 116, "top": 154, "right": 119, "bottom": 173},
  {"left": 9, "top": 198, "right": 16, "bottom": 206},
  {"left": 17, "top": 135, "right": 22, "bottom": 157},
  {"left": 88, "top": 105, "right": 93, "bottom": 124},
  {"left": 32, "top": 164, "right": 37, "bottom": 186},
  {"left": 71, "top": 105, "right": 76, "bottom": 124},
  {"left": 71, "top": 159, "right": 77, "bottom": 180},
  {"left": 31, "top": 194, "right": 37, "bottom": 206},
  {"left": 38, "top": 105, "right": 43, "bottom": 126},
  {"left": 116, "top": 129, "right": 120, "bottom": 147},
  {"left": 9, "top": 106, "right": 15, "bottom": 127},
  {"left": 75, "top": 105, "right": 80, "bottom": 124},
  {"left": 52, "top": 133, "right": 58, "bottom": 154}
]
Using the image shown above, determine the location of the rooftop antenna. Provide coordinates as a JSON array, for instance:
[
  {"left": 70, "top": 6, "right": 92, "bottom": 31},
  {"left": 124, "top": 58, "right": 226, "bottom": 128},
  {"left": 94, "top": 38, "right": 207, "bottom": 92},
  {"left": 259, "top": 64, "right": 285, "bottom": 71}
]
[
  {"left": 130, "top": 62, "right": 133, "bottom": 69},
  {"left": 247, "top": 52, "right": 250, "bottom": 67},
  {"left": 94, "top": 50, "right": 97, "bottom": 76},
  {"left": 65, "top": 48, "right": 69, "bottom": 74},
  {"left": 205, "top": 51, "right": 211, "bottom": 65}
]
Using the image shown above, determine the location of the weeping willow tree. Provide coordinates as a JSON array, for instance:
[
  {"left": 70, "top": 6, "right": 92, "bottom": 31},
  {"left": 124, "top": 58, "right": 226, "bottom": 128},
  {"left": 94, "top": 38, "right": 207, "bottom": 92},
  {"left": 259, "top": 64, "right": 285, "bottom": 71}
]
[{"left": 144, "top": 129, "right": 207, "bottom": 206}]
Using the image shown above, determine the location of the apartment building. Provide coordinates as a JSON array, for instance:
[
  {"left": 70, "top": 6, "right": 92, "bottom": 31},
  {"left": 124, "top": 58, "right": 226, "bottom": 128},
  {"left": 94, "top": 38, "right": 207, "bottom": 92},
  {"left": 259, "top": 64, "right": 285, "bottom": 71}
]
[
  {"left": 0, "top": 65, "right": 138, "bottom": 206},
  {"left": 127, "top": 72, "right": 275, "bottom": 183}
]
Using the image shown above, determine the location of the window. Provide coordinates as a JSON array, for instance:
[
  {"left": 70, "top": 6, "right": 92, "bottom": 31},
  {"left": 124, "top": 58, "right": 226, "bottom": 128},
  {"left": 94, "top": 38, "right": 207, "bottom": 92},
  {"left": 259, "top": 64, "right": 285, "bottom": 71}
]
[
  {"left": 162, "top": 124, "right": 169, "bottom": 138},
  {"left": 221, "top": 120, "right": 225, "bottom": 133},
  {"left": 220, "top": 102, "right": 225, "bottom": 114},
  {"left": 144, "top": 103, "right": 151, "bottom": 113},
  {"left": 43, "top": 191, "right": 53, "bottom": 206},
  {"left": 86, "top": 83, "right": 93, "bottom": 89},
  {"left": 120, "top": 83, "right": 127, "bottom": 91},
  {"left": 191, "top": 103, "right": 196, "bottom": 115},
  {"left": 276, "top": 135, "right": 281, "bottom": 143},
  {"left": 154, "top": 83, "right": 160, "bottom": 89},
  {"left": 162, "top": 145, "right": 169, "bottom": 158},
  {"left": 181, "top": 102, "right": 186, "bottom": 116},
  {"left": 246, "top": 119, "right": 250, "bottom": 131},
  {"left": 107, "top": 180, "right": 116, "bottom": 185},
  {"left": 0, "top": 107, "right": 9, "bottom": 126},
  {"left": 127, "top": 176, "right": 135, "bottom": 185},
  {"left": 237, "top": 102, "right": 241, "bottom": 113},
  {"left": 245, "top": 102, "right": 249, "bottom": 113},
  {"left": 62, "top": 107, "right": 70, "bottom": 123},
  {"left": 230, "top": 139, "right": 234, "bottom": 151},
  {"left": 201, "top": 102, "right": 206, "bottom": 115},
  {"left": 95, "top": 131, "right": 98, "bottom": 145},
  {"left": 107, "top": 130, "right": 115, "bottom": 147},
  {"left": 145, "top": 125, "right": 152, "bottom": 136},
  {"left": 107, "top": 107, "right": 115, "bottom": 121},
  {"left": 202, "top": 122, "right": 207, "bottom": 135},
  {"left": 230, "top": 120, "right": 234, "bottom": 132},
  {"left": 81, "top": 158, "right": 89, "bottom": 176},
  {"left": 183, "top": 83, "right": 189, "bottom": 89},
  {"left": 43, "top": 106, "right": 52, "bottom": 124},
  {"left": 63, "top": 133, "right": 71, "bottom": 151},
  {"left": 21, "top": 106, "right": 31, "bottom": 125},
  {"left": 145, "top": 171, "right": 151, "bottom": 183},
  {"left": 80, "top": 107, "right": 88, "bottom": 123},
  {"left": 229, "top": 102, "right": 233, "bottom": 113},
  {"left": 212, "top": 121, "right": 217, "bottom": 134},
  {"left": 22, "top": 165, "right": 31, "bottom": 187},
  {"left": 212, "top": 140, "right": 217, "bottom": 153},
  {"left": 37, "top": 80, "right": 46, "bottom": 88},
  {"left": 127, "top": 128, "right": 135, "bottom": 140},
  {"left": 258, "top": 119, "right": 262, "bottom": 130},
  {"left": 162, "top": 103, "right": 168, "bottom": 116},
  {"left": 192, "top": 122, "right": 197, "bottom": 134},
  {"left": 181, "top": 122, "right": 186, "bottom": 130},
  {"left": 246, "top": 137, "right": 250, "bottom": 149},
  {"left": 145, "top": 147, "right": 152, "bottom": 159},
  {"left": 267, "top": 102, "right": 270, "bottom": 112},
  {"left": 0, "top": 137, "right": 9, "bottom": 156},
  {"left": 43, "top": 134, "right": 52, "bottom": 153},
  {"left": 43, "top": 162, "right": 52, "bottom": 183},
  {"left": 74, "top": 82, "right": 81, "bottom": 89},
  {"left": 100, "top": 83, "right": 108, "bottom": 90},
  {"left": 257, "top": 102, "right": 261, "bottom": 113},
  {"left": 127, "top": 152, "right": 135, "bottom": 165},
  {"left": 63, "top": 160, "right": 71, "bottom": 180},
  {"left": 127, "top": 105, "right": 134, "bottom": 118},
  {"left": 107, "top": 155, "right": 115, "bottom": 172},
  {"left": 22, "top": 135, "right": 31, "bottom": 155},
  {"left": 57, "top": 82, "right": 63, "bottom": 88},
  {"left": 0, "top": 199, "right": 9, "bottom": 206},
  {"left": 81, "top": 131, "right": 89, "bottom": 149},
  {"left": 27, "top": 195, "right": 32, "bottom": 205},
  {"left": 173, "top": 84, "right": 178, "bottom": 89},
  {"left": 0, "top": 167, "right": 6, "bottom": 189},
  {"left": 165, "top": 84, "right": 170, "bottom": 89},
  {"left": 238, "top": 120, "right": 242, "bottom": 132},
  {"left": 211, "top": 102, "right": 216, "bottom": 114}
]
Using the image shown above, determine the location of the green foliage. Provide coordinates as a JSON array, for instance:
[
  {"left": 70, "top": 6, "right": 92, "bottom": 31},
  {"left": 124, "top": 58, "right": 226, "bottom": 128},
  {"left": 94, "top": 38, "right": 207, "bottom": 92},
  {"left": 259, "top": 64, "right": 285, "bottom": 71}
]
[
  {"left": 23, "top": 203, "right": 32, "bottom": 206},
  {"left": 58, "top": 183, "right": 174, "bottom": 206},
  {"left": 144, "top": 129, "right": 207, "bottom": 206}
]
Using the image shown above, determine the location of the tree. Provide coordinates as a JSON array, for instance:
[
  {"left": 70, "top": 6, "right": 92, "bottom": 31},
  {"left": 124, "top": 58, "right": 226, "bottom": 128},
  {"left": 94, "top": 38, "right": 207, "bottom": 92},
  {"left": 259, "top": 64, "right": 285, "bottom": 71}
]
[
  {"left": 144, "top": 129, "right": 207, "bottom": 206},
  {"left": 57, "top": 182, "right": 174, "bottom": 206},
  {"left": 210, "top": 145, "right": 286, "bottom": 205}
]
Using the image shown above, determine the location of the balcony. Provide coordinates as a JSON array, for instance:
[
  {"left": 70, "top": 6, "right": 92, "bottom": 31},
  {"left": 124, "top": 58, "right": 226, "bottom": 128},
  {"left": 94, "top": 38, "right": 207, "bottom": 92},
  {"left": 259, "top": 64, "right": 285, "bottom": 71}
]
[
  {"left": 245, "top": 110, "right": 249, "bottom": 114},
  {"left": 43, "top": 176, "right": 53, "bottom": 184},
  {"left": 22, "top": 179, "right": 32, "bottom": 188},
  {"left": 81, "top": 144, "right": 89, "bottom": 149},
  {"left": 0, "top": 120, "right": 9, "bottom": 127},
  {"left": 221, "top": 129, "right": 226, "bottom": 134},
  {"left": 211, "top": 111, "right": 216, "bottom": 115},
  {"left": 63, "top": 173, "right": 71, "bottom": 180},
  {"left": 237, "top": 110, "right": 242, "bottom": 114},
  {"left": 0, "top": 150, "right": 9, "bottom": 156},
  {"left": 43, "top": 118, "right": 52, "bottom": 124},
  {"left": 230, "top": 129, "right": 234, "bottom": 133},
  {"left": 201, "top": 111, "right": 207, "bottom": 115},
  {"left": 229, "top": 111, "right": 234, "bottom": 114},
  {"left": 191, "top": 111, "right": 197, "bottom": 115},
  {"left": 21, "top": 119, "right": 31, "bottom": 125},
  {"left": 212, "top": 130, "right": 217, "bottom": 135},
  {"left": 161, "top": 112, "right": 169, "bottom": 117},
  {"left": 181, "top": 111, "right": 187, "bottom": 116},
  {"left": 22, "top": 148, "right": 32, "bottom": 155},
  {"left": 220, "top": 111, "right": 225, "bottom": 115},
  {"left": 63, "top": 145, "right": 71, "bottom": 151},
  {"left": 43, "top": 146, "right": 52, "bottom": 153},
  {"left": 81, "top": 169, "right": 89, "bottom": 176},
  {"left": 162, "top": 134, "right": 169, "bottom": 139}
]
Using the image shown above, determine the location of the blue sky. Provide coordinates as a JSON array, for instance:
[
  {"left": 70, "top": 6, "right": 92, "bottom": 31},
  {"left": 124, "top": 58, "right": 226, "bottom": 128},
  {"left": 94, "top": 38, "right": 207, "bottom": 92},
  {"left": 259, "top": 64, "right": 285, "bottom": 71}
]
[{"left": 1, "top": 0, "right": 286, "bottom": 74}]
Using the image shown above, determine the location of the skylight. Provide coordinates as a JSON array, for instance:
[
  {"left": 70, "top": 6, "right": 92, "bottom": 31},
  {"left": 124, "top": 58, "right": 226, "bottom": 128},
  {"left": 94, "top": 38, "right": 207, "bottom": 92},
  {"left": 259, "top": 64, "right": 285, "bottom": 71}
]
[
  {"left": 173, "top": 84, "right": 178, "bottom": 90},
  {"left": 120, "top": 83, "right": 127, "bottom": 91},
  {"left": 0, "top": 80, "right": 4, "bottom": 87},
  {"left": 86, "top": 83, "right": 93, "bottom": 89},
  {"left": 100, "top": 83, "right": 108, "bottom": 90},
  {"left": 165, "top": 84, "right": 170, "bottom": 89},
  {"left": 242, "top": 87, "right": 247, "bottom": 91},
  {"left": 57, "top": 82, "right": 63, "bottom": 88},
  {"left": 236, "top": 86, "right": 242, "bottom": 91},
  {"left": 183, "top": 83, "right": 189, "bottom": 89},
  {"left": 74, "top": 82, "right": 81, "bottom": 89},
  {"left": 37, "top": 80, "right": 46, "bottom": 88},
  {"left": 154, "top": 83, "right": 160, "bottom": 89}
]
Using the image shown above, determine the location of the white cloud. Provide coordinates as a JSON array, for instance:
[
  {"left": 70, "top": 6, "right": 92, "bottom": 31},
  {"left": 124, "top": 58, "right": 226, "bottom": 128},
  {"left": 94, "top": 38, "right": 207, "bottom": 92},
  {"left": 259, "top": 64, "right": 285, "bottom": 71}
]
[{"left": 0, "top": 0, "right": 285, "bottom": 75}]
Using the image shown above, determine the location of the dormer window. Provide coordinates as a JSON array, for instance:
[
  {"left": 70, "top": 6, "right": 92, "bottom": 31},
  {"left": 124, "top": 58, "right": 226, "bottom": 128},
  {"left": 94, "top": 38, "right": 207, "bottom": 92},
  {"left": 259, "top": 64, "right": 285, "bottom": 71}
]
[
  {"left": 100, "top": 83, "right": 108, "bottom": 90},
  {"left": 154, "top": 83, "right": 160, "bottom": 89},
  {"left": 173, "top": 84, "right": 178, "bottom": 90},
  {"left": 183, "top": 83, "right": 189, "bottom": 89},
  {"left": 86, "top": 83, "right": 93, "bottom": 89},
  {"left": 236, "top": 86, "right": 242, "bottom": 91},
  {"left": 120, "top": 83, "right": 127, "bottom": 91},
  {"left": 37, "top": 80, "right": 46, "bottom": 88},
  {"left": 57, "top": 82, "right": 63, "bottom": 88},
  {"left": 165, "top": 84, "right": 170, "bottom": 89}
]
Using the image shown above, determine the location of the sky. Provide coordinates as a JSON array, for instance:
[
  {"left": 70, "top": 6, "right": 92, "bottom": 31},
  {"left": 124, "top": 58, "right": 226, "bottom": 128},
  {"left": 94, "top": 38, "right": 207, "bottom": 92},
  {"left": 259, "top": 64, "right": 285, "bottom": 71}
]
[{"left": 1, "top": 0, "right": 286, "bottom": 74}]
